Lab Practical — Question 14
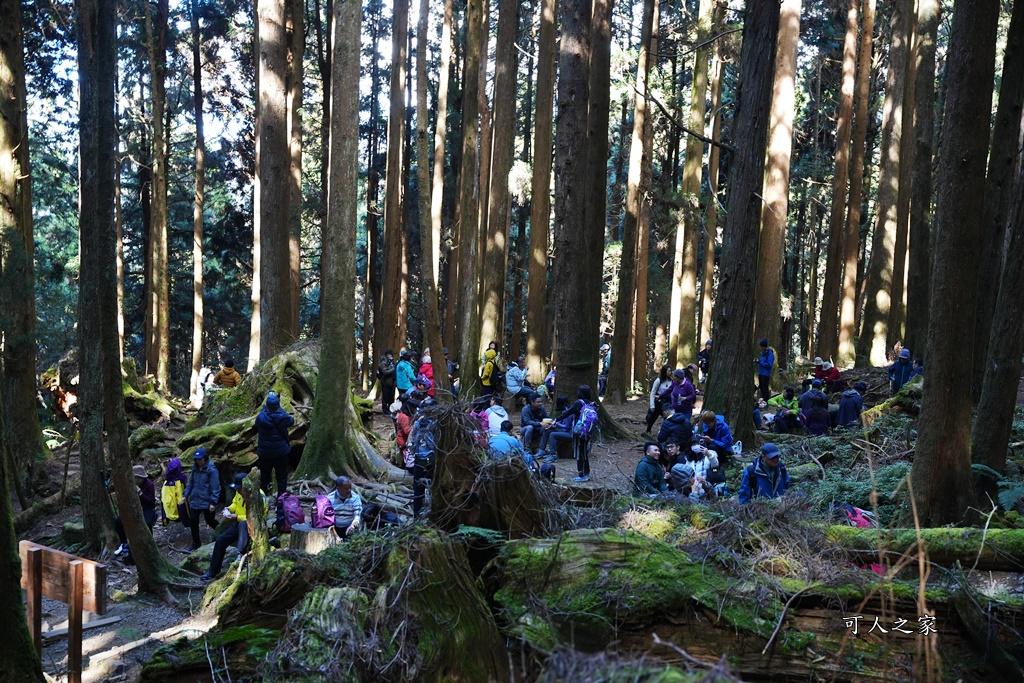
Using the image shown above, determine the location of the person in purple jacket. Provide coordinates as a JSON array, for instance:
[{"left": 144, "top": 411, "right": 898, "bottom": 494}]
[
  {"left": 658, "top": 366, "right": 697, "bottom": 425},
  {"left": 114, "top": 465, "right": 157, "bottom": 556}
]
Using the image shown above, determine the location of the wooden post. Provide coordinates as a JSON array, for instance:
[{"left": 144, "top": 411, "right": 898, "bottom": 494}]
[
  {"left": 68, "top": 560, "right": 84, "bottom": 683},
  {"left": 26, "top": 546, "right": 42, "bottom": 653}
]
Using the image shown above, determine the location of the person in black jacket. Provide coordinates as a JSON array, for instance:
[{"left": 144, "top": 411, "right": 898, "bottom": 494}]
[
  {"left": 377, "top": 350, "right": 397, "bottom": 415},
  {"left": 556, "top": 385, "right": 598, "bottom": 482},
  {"left": 657, "top": 404, "right": 691, "bottom": 444},
  {"left": 255, "top": 391, "right": 295, "bottom": 498}
]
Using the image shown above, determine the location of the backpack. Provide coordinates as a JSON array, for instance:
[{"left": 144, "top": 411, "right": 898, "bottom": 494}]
[
  {"left": 276, "top": 492, "right": 305, "bottom": 532},
  {"left": 311, "top": 494, "right": 336, "bottom": 528},
  {"left": 573, "top": 402, "right": 599, "bottom": 438},
  {"left": 707, "top": 465, "right": 727, "bottom": 484},
  {"left": 410, "top": 417, "right": 437, "bottom": 468}
]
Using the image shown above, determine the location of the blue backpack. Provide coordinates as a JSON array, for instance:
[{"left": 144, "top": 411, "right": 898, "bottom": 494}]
[
  {"left": 573, "top": 402, "right": 599, "bottom": 438},
  {"left": 410, "top": 417, "right": 437, "bottom": 467}
]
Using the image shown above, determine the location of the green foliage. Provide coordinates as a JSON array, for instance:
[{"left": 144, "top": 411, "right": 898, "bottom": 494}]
[
  {"left": 812, "top": 462, "right": 911, "bottom": 526},
  {"left": 972, "top": 463, "right": 1024, "bottom": 511}
]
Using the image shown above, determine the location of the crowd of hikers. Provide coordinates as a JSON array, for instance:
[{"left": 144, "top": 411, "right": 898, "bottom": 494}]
[{"left": 115, "top": 337, "right": 916, "bottom": 580}]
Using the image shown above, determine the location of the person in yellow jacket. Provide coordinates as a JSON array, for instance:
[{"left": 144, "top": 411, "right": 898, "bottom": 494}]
[
  {"left": 202, "top": 474, "right": 249, "bottom": 580},
  {"left": 161, "top": 457, "right": 188, "bottom": 527},
  {"left": 213, "top": 357, "right": 242, "bottom": 388},
  {"left": 481, "top": 349, "right": 499, "bottom": 395}
]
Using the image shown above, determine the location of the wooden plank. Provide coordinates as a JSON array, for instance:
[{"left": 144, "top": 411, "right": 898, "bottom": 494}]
[
  {"left": 18, "top": 541, "right": 107, "bottom": 614},
  {"left": 42, "top": 616, "right": 122, "bottom": 644},
  {"left": 26, "top": 547, "right": 42, "bottom": 653},
  {"left": 68, "top": 560, "right": 83, "bottom": 683}
]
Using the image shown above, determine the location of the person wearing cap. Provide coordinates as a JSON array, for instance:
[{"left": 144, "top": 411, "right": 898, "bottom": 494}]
[
  {"left": 634, "top": 442, "right": 668, "bottom": 497},
  {"left": 693, "top": 410, "right": 734, "bottom": 462},
  {"left": 697, "top": 340, "right": 712, "bottom": 384},
  {"left": 657, "top": 366, "right": 697, "bottom": 425},
  {"left": 767, "top": 386, "right": 801, "bottom": 434},
  {"left": 489, "top": 421, "right": 526, "bottom": 458},
  {"left": 327, "top": 476, "right": 363, "bottom": 537},
  {"left": 657, "top": 402, "right": 693, "bottom": 445},
  {"left": 739, "top": 444, "right": 789, "bottom": 503},
  {"left": 836, "top": 381, "right": 867, "bottom": 430},
  {"left": 114, "top": 465, "right": 157, "bottom": 556},
  {"left": 184, "top": 448, "right": 221, "bottom": 551},
  {"left": 396, "top": 350, "right": 417, "bottom": 393},
  {"left": 377, "top": 350, "right": 397, "bottom": 415},
  {"left": 256, "top": 391, "right": 295, "bottom": 498},
  {"left": 755, "top": 338, "right": 775, "bottom": 402},
  {"left": 888, "top": 348, "right": 914, "bottom": 393},
  {"left": 798, "top": 379, "right": 828, "bottom": 413},
  {"left": 202, "top": 473, "right": 250, "bottom": 580},
  {"left": 213, "top": 357, "right": 242, "bottom": 388},
  {"left": 671, "top": 440, "right": 719, "bottom": 501}
]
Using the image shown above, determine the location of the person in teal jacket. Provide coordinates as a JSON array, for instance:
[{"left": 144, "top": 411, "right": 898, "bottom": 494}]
[{"left": 396, "top": 350, "right": 417, "bottom": 393}]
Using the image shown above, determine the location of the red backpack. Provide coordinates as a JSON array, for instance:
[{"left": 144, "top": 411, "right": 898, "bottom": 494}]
[{"left": 276, "top": 492, "right": 305, "bottom": 532}]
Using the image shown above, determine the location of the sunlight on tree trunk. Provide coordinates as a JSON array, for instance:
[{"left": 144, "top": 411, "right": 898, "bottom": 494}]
[
  {"left": 190, "top": 0, "right": 205, "bottom": 399},
  {"left": 698, "top": 2, "right": 724, "bottom": 351},
  {"left": 287, "top": 0, "right": 303, "bottom": 339},
  {"left": 430, "top": 0, "right": 453, "bottom": 284}
]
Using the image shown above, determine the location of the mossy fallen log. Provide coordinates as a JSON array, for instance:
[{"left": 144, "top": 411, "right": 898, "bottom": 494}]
[
  {"left": 825, "top": 525, "right": 1024, "bottom": 571},
  {"left": 861, "top": 376, "right": 922, "bottom": 427}
]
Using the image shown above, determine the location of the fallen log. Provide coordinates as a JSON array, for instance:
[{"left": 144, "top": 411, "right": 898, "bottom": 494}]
[{"left": 825, "top": 525, "right": 1024, "bottom": 572}]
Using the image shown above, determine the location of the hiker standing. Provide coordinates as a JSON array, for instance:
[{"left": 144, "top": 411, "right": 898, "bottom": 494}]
[
  {"left": 377, "top": 349, "right": 397, "bottom": 414},
  {"left": 255, "top": 391, "right": 294, "bottom": 498}
]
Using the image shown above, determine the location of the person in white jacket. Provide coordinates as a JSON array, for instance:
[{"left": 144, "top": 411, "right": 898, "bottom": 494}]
[
  {"left": 645, "top": 365, "right": 671, "bottom": 434},
  {"left": 485, "top": 393, "right": 509, "bottom": 436}
]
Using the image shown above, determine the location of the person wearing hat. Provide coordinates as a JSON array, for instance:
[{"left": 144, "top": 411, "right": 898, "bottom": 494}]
[
  {"left": 888, "top": 348, "right": 914, "bottom": 394},
  {"left": 739, "top": 443, "right": 789, "bottom": 503},
  {"left": 836, "top": 381, "right": 867, "bottom": 430},
  {"left": 803, "top": 356, "right": 826, "bottom": 393},
  {"left": 755, "top": 338, "right": 775, "bottom": 402},
  {"left": 377, "top": 350, "right": 397, "bottom": 415},
  {"left": 634, "top": 442, "right": 668, "bottom": 497},
  {"left": 202, "top": 473, "right": 250, "bottom": 580},
  {"left": 184, "top": 448, "right": 221, "bottom": 551},
  {"left": 256, "top": 391, "right": 295, "bottom": 498},
  {"left": 671, "top": 439, "right": 719, "bottom": 501},
  {"left": 213, "top": 357, "right": 242, "bottom": 388},
  {"left": 442, "top": 348, "right": 459, "bottom": 394},
  {"left": 114, "top": 465, "right": 157, "bottom": 556},
  {"left": 820, "top": 361, "right": 842, "bottom": 393},
  {"left": 658, "top": 366, "right": 697, "bottom": 426},
  {"left": 396, "top": 350, "right": 417, "bottom": 394},
  {"left": 798, "top": 379, "right": 828, "bottom": 413},
  {"left": 327, "top": 476, "right": 363, "bottom": 537},
  {"left": 697, "top": 340, "right": 712, "bottom": 385},
  {"left": 480, "top": 349, "right": 501, "bottom": 395}
]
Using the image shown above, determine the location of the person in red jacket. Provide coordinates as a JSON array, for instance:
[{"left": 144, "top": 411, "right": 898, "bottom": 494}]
[
  {"left": 819, "top": 361, "right": 842, "bottom": 393},
  {"left": 418, "top": 354, "right": 436, "bottom": 397},
  {"left": 396, "top": 400, "right": 419, "bottom": 471}
]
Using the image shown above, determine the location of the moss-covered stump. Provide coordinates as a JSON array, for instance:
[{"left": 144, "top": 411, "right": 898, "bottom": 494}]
[
  {"left": 826, "top": 525, "right": 1024, "bottom": 571},
  {"left": 862, "top": 376, "right": 922, "bottom": 427},
  {"left": 129, "top": 425, "right": 170, "bottom": 458}
]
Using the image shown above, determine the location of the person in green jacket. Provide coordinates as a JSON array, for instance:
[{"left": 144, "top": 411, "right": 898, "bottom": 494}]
[
  {"left": 767, "top": 385, "right": 800, "bottom": 434},
  {"left": 634, "top": 442, "right": 668, "bottom": 497}
]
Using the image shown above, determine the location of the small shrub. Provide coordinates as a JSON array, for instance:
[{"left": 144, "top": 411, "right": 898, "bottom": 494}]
[{"left": 812, "top": 462, "right": 911, "bottom": 526}]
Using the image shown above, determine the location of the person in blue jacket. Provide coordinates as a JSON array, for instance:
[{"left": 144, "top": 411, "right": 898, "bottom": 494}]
[
  {"left": 184, "top": 448, "right": 221, "bottom": 552},
  {"left": 756, "top": 338, "right": 774, "bottom": 402},
  {"left": 835, "top": 381, "right": 866, "bottom": 430},
  {"left": 693, "top": 410, "right": 734, "bottom": 462},
  {"left": 739, "top": 443, "right": 789, "bottom": 504},
  {"left": 396, "top": 350, "right": 418, "bottom": 394},
  {"left": 255, "top": 391, "right": 295, "bottom": 498},
  {"left": 888, "top": 348, "right": 914, "bottom": 394}
]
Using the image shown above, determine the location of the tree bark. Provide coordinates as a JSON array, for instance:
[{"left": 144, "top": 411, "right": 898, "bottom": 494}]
[
  {"left": 480, "top": 0, "right": 520, "bottom": 356},
  {"left": 816, "top": 0, "right": 858, "bottom": 361},
  {"left": 838, "top": 0, "right": 876, "bottom": 366},
  {"left": 0, "top": 0, "right": 46, "bottom": 476},
  {"left": 190, "top": 0, "right": 205, "bottom": 400},
  {"left": 911, "top": 0, "right": 999, "bottom": 526},
  {"left": 699, "top": 3, "right": 724, "bottom": 350},
  {"left": 431, "top": 0, "right": 454, "bottom": 287},
  {"left": 905, "top": 0, "right": 940, "bottom": 358},
  {"left": 669, "top": 0, "right": 714, "bottom": 368},
  {"left": 455, "top": 0, "right": 484, "bottom": 390},
  {"left": 607, "top": 0, "right": 654, "bottom": 404},
  {"left": 257, "top": 0, "right": 294, "bottom": 361},
  {"left": 856, "top": 0, "right": 912, "bottom": 366},
  {"left": 971, "top": 0, "right": 1024, "bottom": 404},
  {"left": 552, "top": 0, "right": 595, "bottom": 397},
  {"left": 525, "top": 0, "right": 557, "bottom": 381},
  {"left": 287, "top": 0, "right": 304, "bottom": 339},
  {"left": 703, "top": 0, "right": 780, "bottom": 448},
  {"left": 144, "top": 0, "right": 170, "bottom": 389}
]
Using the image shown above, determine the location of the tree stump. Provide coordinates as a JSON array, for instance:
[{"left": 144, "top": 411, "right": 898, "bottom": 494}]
[{"left": 288, "top": 523, "right": 338, "bottom": 555}]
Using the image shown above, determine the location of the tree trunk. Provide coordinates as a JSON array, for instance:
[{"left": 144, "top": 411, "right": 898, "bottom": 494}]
[
  {"left": 971, "top": 0, "right": 1024, "bottom": 403},
  {"left": 702, "top": 0, "right": 780, "bottom": 448},
  {"left": 911, "top": 0, "right": 999, "bottom": 526},
  {"left": 838, "top": 0, "right": 876, "bottom": 366},
  {"left": 886, "top": 6, "right": 918, "bottom": 352},
  {"left": 455, "top": 0, "right": 484, "bottom": 390},
  {"left": 552, "top": 0, "right": 595, "bottom": 397},
  {"left": 816, "top": 0, "right": 857, "bottom": 361},
  {"left": 856, "top": 0, "right": 912, "bottom": 366},
  {"left": 418, "top": 0, "right": 450, "bottom": 400},
  {"left": 312, "top": 0, "right": 333, "bottom": 342},
  {"left": 669, "top": 0, "right": 714, "bottom": 368},
  {"left": 479, "top": 0, "right": 519, "bottom": 357},
  {"left": 475, "top": 15, "right": 492, "bottom": 332},
  {"left": 0, "top": 0, "right": 46, "bottom": 477},
  {"left": 77, "top": 0, "right": 119, "bottom": 550},
  {"left": 189, "top": 0, "right": 205, "bottom": 399},
  {"left": 365, "top": 0, "right": 383, "bottom": 378},
  {"left": 905, "top": 0, "right": 939, "bottom": 357},
  {"left": 145, "top": 0, "right": 170, "bottom": 390},
  {"left": 0, "top": 377, "right": 42, "bottom": 681},
  {"left": 299, "top": 0, "right": 377, "bottom": 478},
  {"left": 607, "top": 0, "right": 654, "bottom": 404},
  {"left": 431, "top": 0, "right": 454, "bottom": 288},
  {"left": 699, "top": 4, "right": 724, "bottom": 350},
  {"left": 287, "top": 0, "right": 303, "bottom": 338},
  {"left": 525, "top": 0, "right": 557, "bottom": 381},
  {"left": 257, "top": 0, "right": 293, "bottom": 361},
  {"left": 378, "top": 0, "right": 410, "bottom": 359}
]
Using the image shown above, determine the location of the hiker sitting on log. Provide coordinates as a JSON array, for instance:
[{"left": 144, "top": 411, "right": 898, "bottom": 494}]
[
  {"left": 634, "top": 442, "right": 668, "bottom": 498},
  {"left": 201, "top": 473, "right": 249, "bottom": 580},
  {"left": 768, "top": 386, "right": 801, "bottom": 434},
  {"left": 327, "top": 476, "right": 362, "bottom": 537},
  {"left": 738, "top": 444, "right": 789, "bottom": 504}
]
